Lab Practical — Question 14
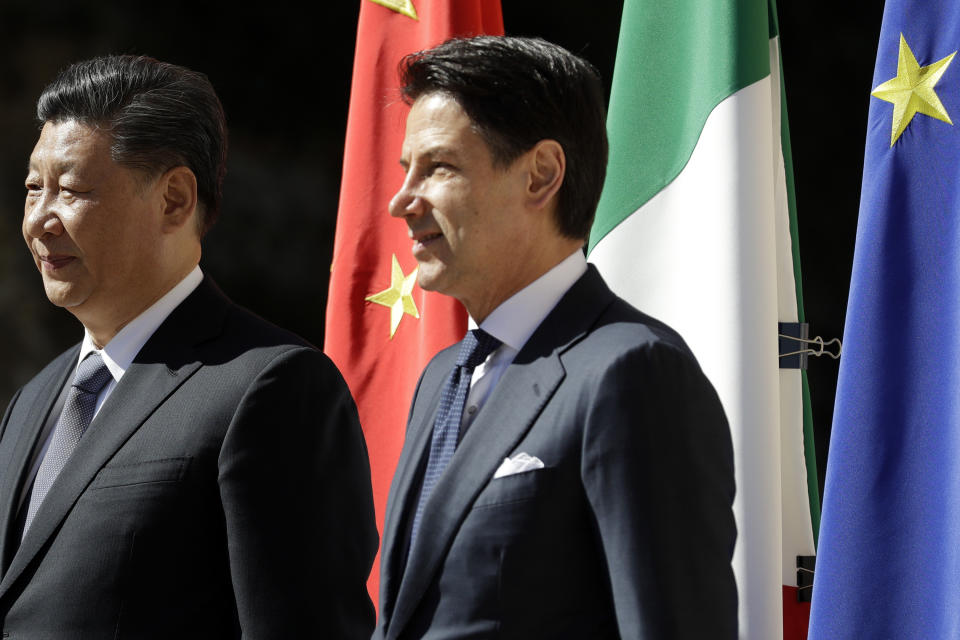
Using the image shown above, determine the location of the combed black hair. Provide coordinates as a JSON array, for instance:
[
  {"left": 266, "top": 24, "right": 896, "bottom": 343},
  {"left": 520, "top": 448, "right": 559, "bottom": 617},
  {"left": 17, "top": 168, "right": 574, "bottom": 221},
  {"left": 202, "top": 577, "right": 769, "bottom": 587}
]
[
  {"left": 37, "top": 55, "right": 228, "bottom": 236},
  {"left": 399, "top": 36, "right": 608, "bottom": 240}
]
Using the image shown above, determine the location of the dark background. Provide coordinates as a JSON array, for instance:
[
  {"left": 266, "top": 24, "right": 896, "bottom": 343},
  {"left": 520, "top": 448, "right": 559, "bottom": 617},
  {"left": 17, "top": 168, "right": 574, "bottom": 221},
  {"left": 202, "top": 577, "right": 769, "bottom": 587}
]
[{"left": 0, "top": 1, "right": 885, "bottom": 498}]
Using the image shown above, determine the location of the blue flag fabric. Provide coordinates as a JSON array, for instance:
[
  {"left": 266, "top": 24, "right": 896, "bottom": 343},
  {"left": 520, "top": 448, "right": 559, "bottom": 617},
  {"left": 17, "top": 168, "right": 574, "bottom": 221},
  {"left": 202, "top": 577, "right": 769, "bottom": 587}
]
[{"left": 809, "top": 2, "right": 960, "bottom": 638}]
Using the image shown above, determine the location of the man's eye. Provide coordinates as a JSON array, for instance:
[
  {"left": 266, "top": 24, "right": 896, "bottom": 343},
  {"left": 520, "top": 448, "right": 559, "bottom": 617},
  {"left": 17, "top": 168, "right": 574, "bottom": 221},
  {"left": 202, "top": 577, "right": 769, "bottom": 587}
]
[{"left": 60, "top": 185, "right": 89, "bottom": 198}]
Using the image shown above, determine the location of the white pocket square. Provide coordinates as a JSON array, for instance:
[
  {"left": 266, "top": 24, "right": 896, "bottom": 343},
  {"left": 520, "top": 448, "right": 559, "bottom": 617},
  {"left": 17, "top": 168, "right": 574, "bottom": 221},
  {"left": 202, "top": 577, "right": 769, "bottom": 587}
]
[{"left": 493, "top": 452, "right": 545, "bottom": 479}]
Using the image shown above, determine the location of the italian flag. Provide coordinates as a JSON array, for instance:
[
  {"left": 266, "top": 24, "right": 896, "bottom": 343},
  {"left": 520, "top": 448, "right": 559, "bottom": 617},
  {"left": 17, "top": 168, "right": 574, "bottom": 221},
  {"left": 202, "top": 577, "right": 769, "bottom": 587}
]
[
  {"left": 325, "top": 0, "right": 503, "bottom": 606},
  {"left": 587, "top": 1, "right": 819, "bottom": 638}
]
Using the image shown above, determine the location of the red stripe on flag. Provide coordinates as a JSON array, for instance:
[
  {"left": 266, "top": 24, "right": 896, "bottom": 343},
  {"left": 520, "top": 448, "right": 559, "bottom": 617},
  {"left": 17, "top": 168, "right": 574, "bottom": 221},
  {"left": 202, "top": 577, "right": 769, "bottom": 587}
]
[
  {"left": 325, "top": 0, "right": 503, "bottom": 611},
  {"left": 783, "top": 585, "right": 811, "bottom": 640}
]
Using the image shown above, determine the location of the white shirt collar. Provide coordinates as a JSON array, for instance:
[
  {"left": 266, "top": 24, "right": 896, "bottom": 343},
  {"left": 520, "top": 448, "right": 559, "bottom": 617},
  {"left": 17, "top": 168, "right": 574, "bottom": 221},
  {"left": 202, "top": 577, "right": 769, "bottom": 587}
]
[
  {"left": 472, "top": 249, "right": 587, "bottom": 352},
  {"left": 77, "top": 266, "right": 204, "bottom": 382}
]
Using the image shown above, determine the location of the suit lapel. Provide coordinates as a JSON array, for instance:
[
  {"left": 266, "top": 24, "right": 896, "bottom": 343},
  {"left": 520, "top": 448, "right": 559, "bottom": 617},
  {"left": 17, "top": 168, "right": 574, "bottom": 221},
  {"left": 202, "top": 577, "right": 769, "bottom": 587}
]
[
  {"left": 0, "top": 277, "right": 228, "bottom": 599},
  {"left": 387, "top": 352, "right": 565, "bottom": 639},
  {"left": 0, "top": 348, "right": 77, "bottom": 575},
  {"left": 386, "top": 266, "right": 616, "bottom": 639}
]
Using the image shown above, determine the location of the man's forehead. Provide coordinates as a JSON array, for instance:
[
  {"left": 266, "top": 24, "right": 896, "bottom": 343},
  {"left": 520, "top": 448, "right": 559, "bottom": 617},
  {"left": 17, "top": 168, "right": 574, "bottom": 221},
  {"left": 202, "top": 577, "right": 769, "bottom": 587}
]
[
  {"left": 408, "top": 92, "right": 472, "bottom": 124},
  {"left": 28, "top": 120, "right": 112, "bottom": 171},
  {"left": 401, "top": 94, "right": 483, "bottom": 158}
]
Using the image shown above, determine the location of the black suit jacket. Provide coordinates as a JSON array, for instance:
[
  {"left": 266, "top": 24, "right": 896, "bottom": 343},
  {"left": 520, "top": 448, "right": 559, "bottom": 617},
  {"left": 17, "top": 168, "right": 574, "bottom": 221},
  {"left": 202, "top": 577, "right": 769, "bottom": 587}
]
[
  {"left": 0, "top": 276, "right": 377, "bottom": 639},
  {"left": 375, "top": 266, "right": 737, "bottom": 639}
]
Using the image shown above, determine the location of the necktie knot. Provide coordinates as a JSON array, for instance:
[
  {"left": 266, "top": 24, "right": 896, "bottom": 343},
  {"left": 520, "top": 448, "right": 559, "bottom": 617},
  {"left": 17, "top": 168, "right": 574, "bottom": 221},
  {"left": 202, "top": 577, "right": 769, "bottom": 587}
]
[
  {"left": 457, "top": 329, "right": 502, "bottom": 369},
  {"left": 73, "top": 352, "right": 112, "bottom": 395}
]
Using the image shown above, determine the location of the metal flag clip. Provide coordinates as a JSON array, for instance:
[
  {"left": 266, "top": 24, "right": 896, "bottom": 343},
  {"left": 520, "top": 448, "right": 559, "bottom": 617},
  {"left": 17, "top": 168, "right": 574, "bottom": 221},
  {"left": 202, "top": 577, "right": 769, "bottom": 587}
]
[
  {"left": 779, "top": 334, "right": 842, "bottom": 360},
  {"left": 778, "top": 322, "right": 842, "bottom": 369}
]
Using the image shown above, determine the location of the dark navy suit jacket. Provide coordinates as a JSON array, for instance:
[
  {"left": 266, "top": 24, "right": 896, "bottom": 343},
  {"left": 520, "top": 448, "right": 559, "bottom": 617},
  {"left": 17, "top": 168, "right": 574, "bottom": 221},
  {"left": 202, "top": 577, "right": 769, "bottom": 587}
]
[
  {"left": 0, "top": 276, "right": 378, "bottom": 639},
  {"left": 375, "top": 266, "right": 737, "bottom": 639}
]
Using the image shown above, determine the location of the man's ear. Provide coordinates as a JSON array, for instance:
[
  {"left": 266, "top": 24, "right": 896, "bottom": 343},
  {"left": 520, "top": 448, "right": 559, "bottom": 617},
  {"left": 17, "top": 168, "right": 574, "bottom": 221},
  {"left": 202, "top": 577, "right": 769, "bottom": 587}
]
[
  {"left": 159, "top": 166, "right": 199, "bottom": 234},
  {"left": 526, "top": 139, "right": 565, "bottom": 210}
]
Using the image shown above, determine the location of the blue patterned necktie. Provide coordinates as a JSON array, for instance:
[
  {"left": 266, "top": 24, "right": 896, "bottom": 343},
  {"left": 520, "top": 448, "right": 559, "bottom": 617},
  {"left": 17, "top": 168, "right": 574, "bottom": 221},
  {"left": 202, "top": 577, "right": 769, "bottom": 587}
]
[
  {"left": 22, "top": 352, "right": 112, "bottom": 537},
  {"left": 409, "top": 329, "right": 502, "bottom": 547}
]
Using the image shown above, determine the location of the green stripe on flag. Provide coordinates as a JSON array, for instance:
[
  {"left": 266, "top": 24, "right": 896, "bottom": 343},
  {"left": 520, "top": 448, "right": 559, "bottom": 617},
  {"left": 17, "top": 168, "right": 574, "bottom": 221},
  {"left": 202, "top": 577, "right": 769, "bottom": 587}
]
[
  {"left": 770, "top": 0, "right": 821, "bottom": 543},
  {"left": 588, "top": 0, "right": 770, "bottom": 252}
]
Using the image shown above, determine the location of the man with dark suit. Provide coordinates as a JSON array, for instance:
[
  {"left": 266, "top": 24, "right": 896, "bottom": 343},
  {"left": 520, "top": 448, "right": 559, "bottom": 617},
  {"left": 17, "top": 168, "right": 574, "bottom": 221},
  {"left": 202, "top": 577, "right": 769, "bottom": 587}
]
[
  {"left": 374, "top": 37, "right": 738, "bottom": 639},
  {"left": 0, "top": 55, "right": 377, "bottom": 638}
]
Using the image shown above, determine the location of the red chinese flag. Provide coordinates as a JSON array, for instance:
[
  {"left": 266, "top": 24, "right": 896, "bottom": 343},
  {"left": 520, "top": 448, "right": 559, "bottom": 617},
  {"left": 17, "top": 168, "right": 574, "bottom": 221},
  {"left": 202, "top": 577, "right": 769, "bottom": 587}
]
[{"left": 324, "top": 0, "right": 504, "bottom": 606}]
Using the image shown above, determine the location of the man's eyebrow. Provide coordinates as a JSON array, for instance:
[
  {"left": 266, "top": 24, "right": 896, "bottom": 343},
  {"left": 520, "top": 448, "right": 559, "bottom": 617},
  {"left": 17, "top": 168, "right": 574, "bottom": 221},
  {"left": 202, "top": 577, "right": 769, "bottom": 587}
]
[
  {"left": 405, "top": 145, "right": 459, "bottom": 165},
  {"left": 422, "top": 144, "right": 457, "bottom": 158}
]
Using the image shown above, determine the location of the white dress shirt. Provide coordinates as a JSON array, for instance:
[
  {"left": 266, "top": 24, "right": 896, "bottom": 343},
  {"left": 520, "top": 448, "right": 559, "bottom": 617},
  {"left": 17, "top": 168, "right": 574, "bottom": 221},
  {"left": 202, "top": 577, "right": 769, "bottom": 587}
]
[{"left": 460, "top": 249, "right": 587, "bottom": 431}]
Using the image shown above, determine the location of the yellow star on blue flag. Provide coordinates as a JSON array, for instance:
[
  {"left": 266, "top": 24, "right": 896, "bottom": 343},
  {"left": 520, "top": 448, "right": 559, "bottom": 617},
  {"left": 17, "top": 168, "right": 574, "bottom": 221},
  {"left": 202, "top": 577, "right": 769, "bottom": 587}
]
[{"left": 871, "top": 33, "right": 956, "bottom": 146}]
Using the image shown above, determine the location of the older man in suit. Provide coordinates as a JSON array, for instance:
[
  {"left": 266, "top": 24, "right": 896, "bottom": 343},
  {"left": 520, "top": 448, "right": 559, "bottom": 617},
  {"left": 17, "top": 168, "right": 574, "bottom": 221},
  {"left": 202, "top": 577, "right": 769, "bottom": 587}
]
[
  {"left": 375, "top": 36, "right": 738, "bottom": 639},
  {"left": 0, "top": 55, "right": 377, "bottom": 638}
]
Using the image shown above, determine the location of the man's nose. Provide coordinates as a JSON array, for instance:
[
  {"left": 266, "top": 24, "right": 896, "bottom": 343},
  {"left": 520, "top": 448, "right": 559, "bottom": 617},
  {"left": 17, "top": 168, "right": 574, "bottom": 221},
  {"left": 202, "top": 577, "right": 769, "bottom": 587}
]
[
  {"left": 389, "top": 175, "right": 424, "bottom": 219},
  {"left": 23, "top": 190, "right": 64, "bottom": 239}
]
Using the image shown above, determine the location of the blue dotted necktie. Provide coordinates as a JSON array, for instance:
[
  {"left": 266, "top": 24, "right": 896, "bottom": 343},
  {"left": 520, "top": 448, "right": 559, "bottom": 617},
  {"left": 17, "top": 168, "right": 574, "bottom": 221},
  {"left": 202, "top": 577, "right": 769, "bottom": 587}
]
[
  {"left": 22, "top": 352, "right": 112, "bottom": 537},
  {"left": 409, "top": 329, "right": 501, "bottom": 547}
]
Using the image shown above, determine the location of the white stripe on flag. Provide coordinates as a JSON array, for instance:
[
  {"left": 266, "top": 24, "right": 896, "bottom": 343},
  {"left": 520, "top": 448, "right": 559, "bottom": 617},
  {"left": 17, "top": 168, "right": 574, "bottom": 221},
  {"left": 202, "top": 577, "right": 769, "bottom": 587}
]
[{"left": 591, "top": 76, "right": 784, "bottom": 639}]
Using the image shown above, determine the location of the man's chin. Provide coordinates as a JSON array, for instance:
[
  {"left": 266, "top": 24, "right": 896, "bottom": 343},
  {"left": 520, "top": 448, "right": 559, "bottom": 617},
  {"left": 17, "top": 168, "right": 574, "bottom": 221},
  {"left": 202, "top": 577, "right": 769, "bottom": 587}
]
[
  {"left": 415, "top": 269, "right": 447, "bottom": 295},
  {"left": 42, "top": 281, "right": 87, "bottom": 310}
]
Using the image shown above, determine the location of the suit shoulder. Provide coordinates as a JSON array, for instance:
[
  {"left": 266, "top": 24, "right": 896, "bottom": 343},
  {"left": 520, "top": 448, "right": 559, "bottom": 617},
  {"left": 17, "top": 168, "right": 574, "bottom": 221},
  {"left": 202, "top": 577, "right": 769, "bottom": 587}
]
[
  {"left": 212, "top": 305, "right": 353, "bottom": 388},
  {"left": 190, "top": 298, "right": 330, "bottom": 376},
  {"left": 589, "top": 295, "right": 698, "bottom": 362},
  {"left": 141, "top": 277, "right": 321, "bottom": 375},
  {"left": 556, "top": 294, "right": 724, "bottom": 415}
]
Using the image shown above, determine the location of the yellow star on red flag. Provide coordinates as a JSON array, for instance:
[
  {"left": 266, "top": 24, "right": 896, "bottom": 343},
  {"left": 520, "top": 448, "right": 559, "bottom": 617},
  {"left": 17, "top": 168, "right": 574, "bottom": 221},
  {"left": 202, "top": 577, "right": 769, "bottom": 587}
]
[
  {"left": 366, "top": 254, "right": 420, "bottom": 338},
  {"left": 368, "top": 0, "right": 418, "bottom": 20},
  {"left": 871, "top": 33, "right": 956, "bottom": 146}
]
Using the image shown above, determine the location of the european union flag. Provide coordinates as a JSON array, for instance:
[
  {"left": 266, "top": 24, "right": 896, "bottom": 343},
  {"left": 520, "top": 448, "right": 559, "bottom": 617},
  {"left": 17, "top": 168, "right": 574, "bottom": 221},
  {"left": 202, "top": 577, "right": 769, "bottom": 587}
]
[{"left": 809, "top": 2, "right": 960, "bottom": 638}]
